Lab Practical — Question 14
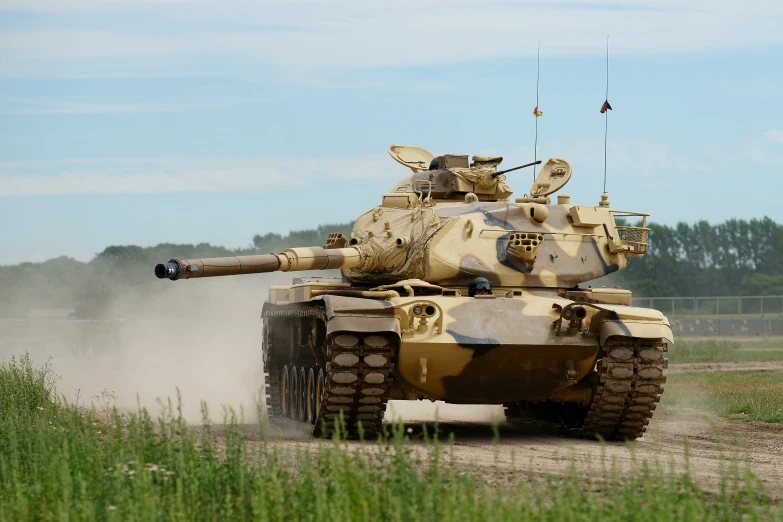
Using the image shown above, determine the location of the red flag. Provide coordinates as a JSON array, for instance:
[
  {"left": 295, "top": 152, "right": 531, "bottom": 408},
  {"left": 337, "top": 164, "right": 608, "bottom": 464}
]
[
  {"left": 533, "top": 106, "right": 543, "bottom": 117},
  {"left": 600, "top": 100, "right": 612, "bottom": 113}
]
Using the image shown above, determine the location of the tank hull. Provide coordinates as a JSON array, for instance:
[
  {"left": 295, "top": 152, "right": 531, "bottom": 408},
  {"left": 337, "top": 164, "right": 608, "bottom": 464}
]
[{"left": 261, "top": 279, "right": 672, "bottom": 440}]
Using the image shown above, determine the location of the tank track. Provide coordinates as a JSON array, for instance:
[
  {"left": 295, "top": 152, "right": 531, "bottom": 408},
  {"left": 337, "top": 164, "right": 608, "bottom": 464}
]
[
  {"left": 580, "top": 337, "right": 667, "bottom": 440},
  {"left": 504, "top": 337, "right": 667, "bottom": 441},
  {"left": 263, "top": 303, "right": 398, "bottom": 438}
]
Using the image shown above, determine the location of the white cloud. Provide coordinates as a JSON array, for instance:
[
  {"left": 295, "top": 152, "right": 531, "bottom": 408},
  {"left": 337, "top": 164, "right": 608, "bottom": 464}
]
[
  {"left": 1, "top": 137, "right": 691, "bottom": 197},
  {"left": 765, "top": 130, "right": 783, "bottom": 145},
  {"left": 0, "top": 1, "right": 781, "bottom": 78},
  {"left": 2, "top": 96, "right": 260, "bottom": 114},
  {"left": 1, "top": 133, "right": 778, "bottom": 197},
  {"left": 12, "top": 102, "right": 178, "bottom": 115},
  {"left": 0, "top": 155, "right": 401, "bottom": 195}
]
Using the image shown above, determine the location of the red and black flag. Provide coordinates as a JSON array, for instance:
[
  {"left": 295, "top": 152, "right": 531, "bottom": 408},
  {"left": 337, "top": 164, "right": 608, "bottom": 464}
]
[{"left": 600, "top": 100, "right": 612, "bottom": 113}]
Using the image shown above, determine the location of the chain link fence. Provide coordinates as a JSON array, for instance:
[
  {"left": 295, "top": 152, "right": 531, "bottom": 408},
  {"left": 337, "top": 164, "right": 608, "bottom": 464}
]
[{"left": 631, "top": 296, "right": 783, "bottom": 319}]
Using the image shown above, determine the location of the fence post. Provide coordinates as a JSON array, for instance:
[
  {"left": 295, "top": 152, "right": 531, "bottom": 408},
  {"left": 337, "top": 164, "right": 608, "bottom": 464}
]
[{"left": 738, "top": 297, "right": 742, "bottom": 316}]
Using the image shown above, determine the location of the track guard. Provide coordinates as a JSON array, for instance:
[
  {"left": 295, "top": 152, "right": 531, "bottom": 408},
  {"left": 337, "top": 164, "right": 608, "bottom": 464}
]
[
  {"left": 320, "top": 295, "right": 401, "bottom": 339},
  {"left": 599, "top": 320, "right": 673, "bottom": 346}
]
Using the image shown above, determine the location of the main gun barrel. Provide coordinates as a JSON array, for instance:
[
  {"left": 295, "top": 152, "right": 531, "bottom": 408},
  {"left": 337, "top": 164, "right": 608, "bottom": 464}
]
[{"left": 155, "top": 247, "right": 362, "bottom": 280}]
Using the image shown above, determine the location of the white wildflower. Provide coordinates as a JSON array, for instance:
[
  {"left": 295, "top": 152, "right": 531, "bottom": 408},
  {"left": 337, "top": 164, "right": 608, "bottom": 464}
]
[
  {"left": 406, "top": 427, "right": 413, "bottom": 434},
  {"left": 108, "top": 505, "right": 117, "bottom": 512}
]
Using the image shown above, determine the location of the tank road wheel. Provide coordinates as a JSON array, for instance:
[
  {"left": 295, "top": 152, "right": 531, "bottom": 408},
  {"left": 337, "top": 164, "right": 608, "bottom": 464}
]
[
  {"left": 315, "top": 367, "right": 325, "bottom": 424},
  {"left": 297, "top": 366, "right": 307, "bottom": 422},
  {"left": 580, "top": 337, "right": 668, "bottom": 441},
  {"left": 305, "top": 367, "right": 316, "bottom": 424},
  {"left": 288, "top": 366, "right": 299, "bottom": 420},
  {"left": 279, "top": 364, "right": 290, "bottom": 418}
]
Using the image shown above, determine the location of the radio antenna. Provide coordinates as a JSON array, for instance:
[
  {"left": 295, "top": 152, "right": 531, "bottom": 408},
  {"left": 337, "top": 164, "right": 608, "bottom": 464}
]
[
  {"left": 532, "top": 41, "right": 542, "bottom": 182},
  {"left": 601, "top": 35, "right": 611, "bottom": 194}
]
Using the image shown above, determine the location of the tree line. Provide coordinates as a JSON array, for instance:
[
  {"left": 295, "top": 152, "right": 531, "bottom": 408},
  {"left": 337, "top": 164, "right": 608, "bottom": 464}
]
[
  {"left": 612, "top": 217, "right": 783, "bottom": 297},
  {"left": 1, "top": 218, "right": 780, "bottom": 318}
]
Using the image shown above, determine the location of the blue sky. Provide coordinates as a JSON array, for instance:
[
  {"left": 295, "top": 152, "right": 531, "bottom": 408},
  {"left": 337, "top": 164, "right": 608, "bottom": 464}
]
[{"left": 0, "top": 0, "right": 781, "bottom": 265}]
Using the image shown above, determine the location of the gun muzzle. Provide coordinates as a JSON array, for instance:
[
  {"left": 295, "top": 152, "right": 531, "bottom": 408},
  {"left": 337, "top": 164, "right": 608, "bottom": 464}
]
[{"left": 155, "top": 262, "right": 180, "bottom": 280}]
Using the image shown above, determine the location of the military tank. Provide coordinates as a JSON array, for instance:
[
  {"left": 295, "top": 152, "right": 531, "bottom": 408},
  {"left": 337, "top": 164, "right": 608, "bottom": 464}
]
[{"left": 155, "top": 145, "right": 672, "bottom": 440}]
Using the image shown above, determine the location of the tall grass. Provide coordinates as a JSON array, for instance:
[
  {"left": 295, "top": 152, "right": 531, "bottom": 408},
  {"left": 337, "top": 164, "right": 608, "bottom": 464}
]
[
  {"left": 0, "top": 355, "right": 778, "bottom": 521},
  {"left": 662, "top": 371, "right": 783, "bottom": 423},
  {"left": 668, "top": 340, "right": 741, "bottom": 363},
  {"left": 668, "top": 339, "right": 783, "bottom": 364}
]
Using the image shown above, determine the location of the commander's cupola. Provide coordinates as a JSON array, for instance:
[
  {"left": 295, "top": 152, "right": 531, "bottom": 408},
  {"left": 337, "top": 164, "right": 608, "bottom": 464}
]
[
  {"left": 388, "top": 144, "right": 513, "bottom": 202},
  {"left": 386, "top": 144, "right": 572, "bottom": 206}
]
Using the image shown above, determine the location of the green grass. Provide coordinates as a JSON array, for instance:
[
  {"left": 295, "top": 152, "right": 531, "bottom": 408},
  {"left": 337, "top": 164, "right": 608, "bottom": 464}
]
[
  {"left": 736, "top": 351, "right": 783, "bottom": 362},
  {"left": 0, "top": 355, "right": 779, "bottom": 521},
  {"left": 668, "top": 340, "right": 743, "bottom": 363},
  {"left": 737, "top": 339, "right": 783, "bottom": 350},
  {"left": 668, "top": 339, "right": 783, "bottom": 364},
  {"left": 661, "top": 371, "right": 783, "bottom": 423}
]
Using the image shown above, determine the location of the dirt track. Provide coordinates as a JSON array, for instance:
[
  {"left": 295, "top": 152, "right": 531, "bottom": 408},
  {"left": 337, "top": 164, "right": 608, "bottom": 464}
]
[
  {"left": 407, "top": 405, "right": 781, "bottom": 493},
  {"left": 667, "top": 360, "right": 783, "bottom": 374},
  {"left": 253, "top": 402, "right": 783, "bottom": 497},
  {"left": 28, "top": 342, "right": 783, "bottom": 497},
  {"left": 254, "top": 362, "right": 783, "bottom": 497}
]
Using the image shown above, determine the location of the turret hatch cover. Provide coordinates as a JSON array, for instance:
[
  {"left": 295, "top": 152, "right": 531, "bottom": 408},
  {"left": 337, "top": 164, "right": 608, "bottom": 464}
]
[
  {"left": 529, "top": 158, "right": 572, "bottom": 197},
  {"left": 388, "top": 144, "right": 435, "bottom": 173}
]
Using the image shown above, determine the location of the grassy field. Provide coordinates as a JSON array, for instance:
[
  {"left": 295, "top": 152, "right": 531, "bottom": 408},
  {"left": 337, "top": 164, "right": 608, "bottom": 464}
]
[
  {"left": 668, "top": 339, "right": 783, "bottom": 364},
  {"left": 0, "top": 355, "right": 779, "bottom": 521},
  {"left": 661, "top": 371, "right": 783, "bottom": 423}
]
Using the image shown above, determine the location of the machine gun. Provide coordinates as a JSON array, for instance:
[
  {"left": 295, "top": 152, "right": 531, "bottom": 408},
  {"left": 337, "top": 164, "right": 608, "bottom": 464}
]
[{"left": 490, "top": 160, "right": 542, "bottom": 178}]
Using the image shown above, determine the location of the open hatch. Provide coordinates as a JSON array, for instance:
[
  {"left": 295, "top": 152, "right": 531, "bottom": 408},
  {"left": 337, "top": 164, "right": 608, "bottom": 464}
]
[
  {"left": 529, "top": 158, "right": 572, "bottom": 197},
  {"left": 388, "top": 145, "right": 435, "bottom": 173}
]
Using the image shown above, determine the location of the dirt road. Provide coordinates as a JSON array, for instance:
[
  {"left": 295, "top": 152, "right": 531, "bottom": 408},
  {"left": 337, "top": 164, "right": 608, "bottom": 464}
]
[
  {"left": 254, "top": 361, "right": 783, "bottom": 497},
  {"left": 32, "top": 342, "right": 783, "bottom": 498},
  {"left": 254, "top": 401, "right": 783, "bottom": 498},
  {"left": 667, "top": 360, "right": 783, "bottom": 374}
]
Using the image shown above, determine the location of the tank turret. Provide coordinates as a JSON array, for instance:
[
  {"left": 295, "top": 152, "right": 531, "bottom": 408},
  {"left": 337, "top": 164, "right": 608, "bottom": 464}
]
[
  {"left": 154, "top": 145, "right": 670, "bottom": 442},
  {"left": 157, "top": 147, "right": 650, "bottom": 291}
]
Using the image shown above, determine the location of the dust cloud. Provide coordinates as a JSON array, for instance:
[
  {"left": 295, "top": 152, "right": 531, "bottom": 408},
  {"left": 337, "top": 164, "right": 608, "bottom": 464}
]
[
  {"left": 9, "top": 273, "right": 292, "bottom": 423},
  {"left": 3, "top": 270, "right": 503, "bottom": 425}
]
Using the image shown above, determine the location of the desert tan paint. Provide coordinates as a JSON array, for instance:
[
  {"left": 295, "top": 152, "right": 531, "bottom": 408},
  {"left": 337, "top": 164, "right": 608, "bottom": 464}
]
[
  {"left": 164, "top": 190, "right": 628, "bottom": 288},
  {"left": 158, "top": 151, "right": 669, "bottom": 408}
]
